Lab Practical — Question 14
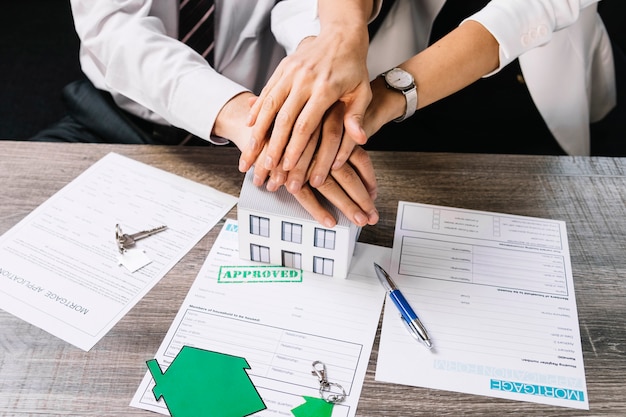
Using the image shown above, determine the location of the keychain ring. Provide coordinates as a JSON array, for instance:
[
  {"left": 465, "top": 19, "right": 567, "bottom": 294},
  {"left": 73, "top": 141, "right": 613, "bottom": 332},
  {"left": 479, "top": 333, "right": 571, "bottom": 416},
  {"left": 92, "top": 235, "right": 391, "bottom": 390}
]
[{"left": 319, "top": 381, "right": 346, "bottom": 403}]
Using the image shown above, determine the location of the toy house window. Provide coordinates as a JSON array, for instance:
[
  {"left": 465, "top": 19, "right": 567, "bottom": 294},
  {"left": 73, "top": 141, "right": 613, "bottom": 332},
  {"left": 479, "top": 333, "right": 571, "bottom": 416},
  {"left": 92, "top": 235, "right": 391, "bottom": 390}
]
[
  {"left": 250, "top": 215, "right": 270, "bottom": 237},
  {"left": 314, "top": 228, "right": 336, "bottom": 250},
  {"left": 313, "top": 256, "right": 334, "bottom": 276},
  {"left": 250, "top": 244, "right": 270, "bottom": 263},
  {"left": 282, "top": 250, "right": 302, "bottom": 269},
  {"left": 281, "top": 222, "right": 302, "bottom": 244}
]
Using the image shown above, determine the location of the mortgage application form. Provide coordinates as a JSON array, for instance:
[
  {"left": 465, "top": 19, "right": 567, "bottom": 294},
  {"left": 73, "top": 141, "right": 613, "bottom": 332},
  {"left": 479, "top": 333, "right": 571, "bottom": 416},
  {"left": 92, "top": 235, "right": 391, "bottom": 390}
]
[
  {"left": 131, "top": 219, "right": 388, "bottom": 417},
  {"left": 0, "top": 153, "right": 236, "bottom": 351},
  {"left": 375, "top": 202, "right": 588, "bottom": 409}
]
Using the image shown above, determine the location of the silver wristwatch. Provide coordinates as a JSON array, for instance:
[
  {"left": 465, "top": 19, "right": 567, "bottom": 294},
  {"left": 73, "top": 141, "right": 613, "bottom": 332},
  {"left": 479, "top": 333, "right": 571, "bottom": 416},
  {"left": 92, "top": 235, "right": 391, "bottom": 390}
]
[{"left": 381, "top": 67, "right": 417, "bottom": 122}]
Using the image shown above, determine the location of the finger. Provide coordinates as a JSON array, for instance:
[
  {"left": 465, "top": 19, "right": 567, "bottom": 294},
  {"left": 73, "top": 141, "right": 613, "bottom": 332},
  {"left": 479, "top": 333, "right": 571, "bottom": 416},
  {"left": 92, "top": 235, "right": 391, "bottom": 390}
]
[
  {"left": 342, "top": 83, "right": 372, "bottom": 145},
  {"left": 251, "top": 146, "right": 272, "bottom": 187},
  {"left": 247, "top": 66, "right": 283, "bottom": 126},
  {"left": 263, "top": 90, "right": 308, "bottom": 170},
  {"left": 265, "top": 160, "right": 289, "bottom": 192},
  {"left": 332, "top": 138, "right": 356, "bottom": 171},
  {"left": 251, "top": 90, "right": 284, "bottom": 143},
  {"left": 239, "top": 119, "right": 271, "bottom": 173},
  {"left": 236, "top": 98, "right": 260, "bottom": 173},
  {"left": 291, "top": 185, "right": 337, "bottom": 229},
  {"left": 329, "top": 155, "right": 379, "bottom": 225},
  {"left": 281, "top": 91, "right": 338, "bottom": 171},
  {"left": 239, "top": 135, "right": 262, "bottom": 173},
  {"left": 316, "top": 174, "right": 371, "bottom": 227},
  {"left": 346, "top": 146, "right": 378, "bottom": 202},
  {"left": 247, "top": 81, "right": 294, "bottom": 171},
  {"left": 285, "top": 126, "right": 320, "bottom": 194},
  {"left": 309, "top": 102, "right": 344, "bottom": 188}
]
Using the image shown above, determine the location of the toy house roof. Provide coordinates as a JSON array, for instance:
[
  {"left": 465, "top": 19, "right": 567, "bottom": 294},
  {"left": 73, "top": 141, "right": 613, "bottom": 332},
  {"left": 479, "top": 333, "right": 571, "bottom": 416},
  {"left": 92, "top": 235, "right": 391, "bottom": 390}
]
[{"left": 238, "top": 170, "right": 353, "bottom": 229}]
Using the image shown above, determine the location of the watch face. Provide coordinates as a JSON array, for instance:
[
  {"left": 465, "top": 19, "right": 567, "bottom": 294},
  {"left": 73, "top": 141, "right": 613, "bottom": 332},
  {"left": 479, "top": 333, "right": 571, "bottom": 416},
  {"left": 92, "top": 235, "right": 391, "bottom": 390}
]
[{"left": 385, "top": 68, "right": 414, "bottom": 89}]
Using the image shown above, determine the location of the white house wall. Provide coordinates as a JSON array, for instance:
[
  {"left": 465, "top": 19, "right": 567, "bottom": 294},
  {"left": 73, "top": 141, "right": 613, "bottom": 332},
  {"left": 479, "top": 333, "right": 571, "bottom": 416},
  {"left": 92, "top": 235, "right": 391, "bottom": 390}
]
[
  {"left": 239, "top": 208, "right": 354, "bottom": 278},
  {"left": 237, "top": 170, "right": 359, "bottom": 278}
]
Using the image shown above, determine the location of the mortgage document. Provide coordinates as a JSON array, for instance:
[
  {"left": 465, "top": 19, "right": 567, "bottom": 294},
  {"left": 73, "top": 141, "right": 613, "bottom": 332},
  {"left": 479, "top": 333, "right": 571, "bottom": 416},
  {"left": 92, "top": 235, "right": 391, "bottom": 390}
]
[
  {"left": 0, "top": 153, "right": 237, "bottom": 351},
  {"left": 131, "top": 219, "right": 388, "bottom": 417},
  {"left": 375, "top": 202, "right": 588, "bottom": 409}
]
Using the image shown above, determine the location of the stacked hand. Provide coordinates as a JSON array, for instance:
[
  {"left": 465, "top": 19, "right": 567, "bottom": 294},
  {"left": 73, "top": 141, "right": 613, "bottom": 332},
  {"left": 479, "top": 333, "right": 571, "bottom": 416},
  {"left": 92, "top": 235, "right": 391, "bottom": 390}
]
[{"left": 238, "top": 15, "right": 379, "bottom": 227}]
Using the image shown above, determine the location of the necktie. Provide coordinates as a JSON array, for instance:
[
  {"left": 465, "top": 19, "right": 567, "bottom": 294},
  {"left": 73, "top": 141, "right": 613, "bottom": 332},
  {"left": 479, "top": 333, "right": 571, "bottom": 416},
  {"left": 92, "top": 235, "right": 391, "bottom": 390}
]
[
  {"left": 179, "top": 0, "right": 215, "bottom": 65},
  {"left": 178, "top": 0, "right": 230, "bottom": 145}
]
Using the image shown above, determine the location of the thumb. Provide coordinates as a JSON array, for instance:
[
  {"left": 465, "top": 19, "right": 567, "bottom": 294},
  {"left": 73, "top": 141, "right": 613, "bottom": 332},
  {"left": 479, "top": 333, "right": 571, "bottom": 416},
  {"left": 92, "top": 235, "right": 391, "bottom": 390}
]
[{"left": 343, "top": 85, "right": 371, "bottom": 145}]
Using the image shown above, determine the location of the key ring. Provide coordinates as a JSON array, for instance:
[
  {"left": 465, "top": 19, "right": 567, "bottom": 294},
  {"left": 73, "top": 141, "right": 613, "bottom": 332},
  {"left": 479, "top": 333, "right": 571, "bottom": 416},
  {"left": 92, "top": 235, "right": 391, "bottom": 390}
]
[{"left": 311, "top": 361, "right": 346, "bottom": 403}]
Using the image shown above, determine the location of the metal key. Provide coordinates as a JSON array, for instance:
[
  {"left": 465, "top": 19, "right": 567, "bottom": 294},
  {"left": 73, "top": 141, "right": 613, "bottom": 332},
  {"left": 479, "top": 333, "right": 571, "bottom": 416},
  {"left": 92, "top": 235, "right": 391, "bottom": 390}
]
[{"left": 115, "top": 224, "right": 167, "bottom": 253}]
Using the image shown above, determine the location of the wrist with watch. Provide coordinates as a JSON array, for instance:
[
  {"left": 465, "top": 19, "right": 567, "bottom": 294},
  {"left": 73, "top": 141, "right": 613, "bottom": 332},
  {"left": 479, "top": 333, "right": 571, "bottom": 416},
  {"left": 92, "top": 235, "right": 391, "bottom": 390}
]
[{"left": 380, "top": 67, "right": 417, "bottom": 122}]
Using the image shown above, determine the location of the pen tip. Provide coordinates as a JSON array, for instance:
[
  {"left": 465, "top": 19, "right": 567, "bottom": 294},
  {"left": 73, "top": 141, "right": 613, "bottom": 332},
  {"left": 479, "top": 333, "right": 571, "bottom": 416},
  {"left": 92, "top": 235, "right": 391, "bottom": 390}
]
[{"left": 423, "top": 339, "right": 433, "bottom": 349}]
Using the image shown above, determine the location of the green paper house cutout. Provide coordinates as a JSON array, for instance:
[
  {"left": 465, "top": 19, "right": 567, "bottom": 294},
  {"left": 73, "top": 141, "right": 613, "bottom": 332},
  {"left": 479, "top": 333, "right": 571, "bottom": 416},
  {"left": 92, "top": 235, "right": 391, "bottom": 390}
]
[
  {"left": 291, "top": 396, "right": 334, "bottom": 417},
  {"left": 147, "top": 346, "right": 266, "bottom": 417}
]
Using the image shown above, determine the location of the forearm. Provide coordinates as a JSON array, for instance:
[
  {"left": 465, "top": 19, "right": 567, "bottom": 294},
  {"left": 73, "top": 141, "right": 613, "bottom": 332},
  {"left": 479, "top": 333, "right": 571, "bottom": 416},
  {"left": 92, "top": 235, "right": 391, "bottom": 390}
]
[
  {"left": 369, "top": 0, "right": 595, "bottom": 125},
  {"left": 372, "top": 20, "right": 499, "bottom": 124},
  {"left": 409, "top": 20, "right": 499, "bottom": 110},
  {"left": 318, "top": 0, "right": 374, "bottom": 66},
  {"left": 318, "top": 0, "right": 374, "bottom": 33}
]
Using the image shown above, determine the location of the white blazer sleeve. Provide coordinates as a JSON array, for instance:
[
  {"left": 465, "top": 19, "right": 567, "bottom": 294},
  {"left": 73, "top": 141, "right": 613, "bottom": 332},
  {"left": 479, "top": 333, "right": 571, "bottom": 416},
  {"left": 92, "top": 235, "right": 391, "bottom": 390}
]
[{"left": 466, "top": 0, "right": 602, "bottom": 70}]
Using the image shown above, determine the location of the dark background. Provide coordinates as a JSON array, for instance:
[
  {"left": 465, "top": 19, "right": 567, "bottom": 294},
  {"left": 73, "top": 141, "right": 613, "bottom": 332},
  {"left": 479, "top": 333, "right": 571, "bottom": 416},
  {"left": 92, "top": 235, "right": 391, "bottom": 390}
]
[
  {"left": 1, "top": 0, "right": 82, "bottom": 140},
  {"left": 1, "top": 1, "right": 624, "bottom": 144}
]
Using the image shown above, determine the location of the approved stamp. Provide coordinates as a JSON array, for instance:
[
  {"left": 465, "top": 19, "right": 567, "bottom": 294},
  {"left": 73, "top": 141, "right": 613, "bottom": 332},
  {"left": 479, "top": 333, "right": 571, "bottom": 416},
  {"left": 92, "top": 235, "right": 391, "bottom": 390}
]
[{"left": 218, "top": 265, "right": 303, "bottom": 283}]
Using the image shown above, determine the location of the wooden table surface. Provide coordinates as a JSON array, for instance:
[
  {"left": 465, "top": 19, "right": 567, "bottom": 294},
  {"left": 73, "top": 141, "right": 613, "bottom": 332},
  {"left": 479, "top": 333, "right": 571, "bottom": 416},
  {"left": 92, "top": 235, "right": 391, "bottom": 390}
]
[{"left": 1, "top": 141, "right": 625, "bottom": 416}]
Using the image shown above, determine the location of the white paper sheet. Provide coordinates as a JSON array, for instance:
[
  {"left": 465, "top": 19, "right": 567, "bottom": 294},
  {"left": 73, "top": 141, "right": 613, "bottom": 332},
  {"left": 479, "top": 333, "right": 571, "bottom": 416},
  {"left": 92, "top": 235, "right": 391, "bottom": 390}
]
[
  {"left": 131, "top": 219, "right": 388, "bottom": 417},
  {"left": 375, "top": 202, "right": 588, "bottom": 409},
  {"left": 0, "top": 152, "right": 237, "bottom": 351}
]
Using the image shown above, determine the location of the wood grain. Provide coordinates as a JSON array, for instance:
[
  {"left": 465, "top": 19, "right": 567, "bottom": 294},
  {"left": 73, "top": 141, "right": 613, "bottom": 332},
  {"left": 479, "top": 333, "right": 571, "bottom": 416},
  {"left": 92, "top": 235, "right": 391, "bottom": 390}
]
[{"left": 1, "top": 141, "right": 625, "bottom": 416}]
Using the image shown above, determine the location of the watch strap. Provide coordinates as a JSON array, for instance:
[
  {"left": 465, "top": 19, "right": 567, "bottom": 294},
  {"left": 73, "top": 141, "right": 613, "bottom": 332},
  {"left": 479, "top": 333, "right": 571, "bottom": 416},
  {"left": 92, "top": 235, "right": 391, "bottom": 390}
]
[
  {"left": 394, "top": 86, "right": 417, "bottom": 122},
  {"left": 381, "top": 68, "right": 418, "bottom": 123}
]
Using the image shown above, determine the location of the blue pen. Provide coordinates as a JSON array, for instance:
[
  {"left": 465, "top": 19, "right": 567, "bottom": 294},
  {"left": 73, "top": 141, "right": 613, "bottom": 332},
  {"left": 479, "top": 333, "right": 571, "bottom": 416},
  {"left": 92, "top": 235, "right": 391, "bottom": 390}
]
[{"left": 374, "top": 262, "right": 433, "bottom": 349}]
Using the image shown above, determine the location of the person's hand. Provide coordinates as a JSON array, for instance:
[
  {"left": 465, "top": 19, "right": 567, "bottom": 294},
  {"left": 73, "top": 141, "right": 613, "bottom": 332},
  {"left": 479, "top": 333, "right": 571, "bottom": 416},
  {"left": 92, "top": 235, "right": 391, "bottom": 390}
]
[
  {"left": 251, "top": 115, "right": 378, "bottom": 228},
  {"left": 272, "top": 100, "right": 348, "bottom": 193},
  {"left": 274, "top": 63, "right": 412, "bottom": 194},
  {"left": 335, "top": 75, "right": 409, "bottom": 159},
  {"left": 322, "top": 145, "right": 378, "bottom": 224},
  {"left": 293, "top": 145, "right": 379, "bottom": 228},
  {"left": 217, "top": 92, "right": 377, "bottom": 228},
  {"left": 239, "top": 24, "right": 371, "bottom": 175},
  {"left": 213, "top": 92, "right": 258, "bottom": 151},
  {"left": 285, "top": 75, "right": 394, "bottom": 192},
  {"left": 288, "top": 145, "right": 379, "bottom": 228}
]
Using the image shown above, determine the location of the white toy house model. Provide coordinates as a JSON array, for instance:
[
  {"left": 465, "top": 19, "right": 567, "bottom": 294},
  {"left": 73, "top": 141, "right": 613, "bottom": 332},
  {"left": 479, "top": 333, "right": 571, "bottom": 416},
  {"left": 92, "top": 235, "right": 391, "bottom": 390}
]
[{"left": 237, "top": 170, "right": 360, "bottom": 278}]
